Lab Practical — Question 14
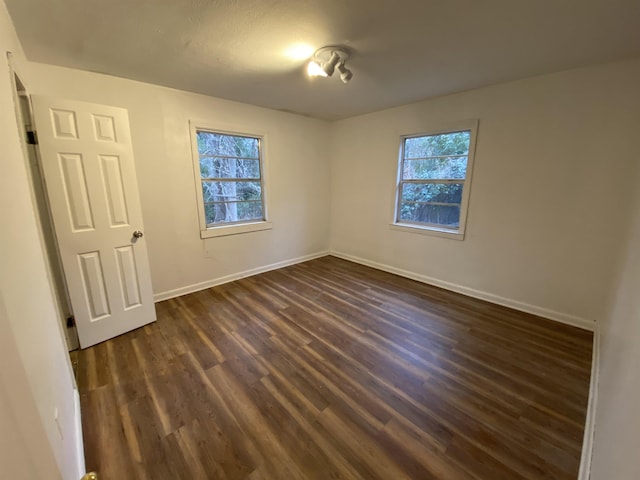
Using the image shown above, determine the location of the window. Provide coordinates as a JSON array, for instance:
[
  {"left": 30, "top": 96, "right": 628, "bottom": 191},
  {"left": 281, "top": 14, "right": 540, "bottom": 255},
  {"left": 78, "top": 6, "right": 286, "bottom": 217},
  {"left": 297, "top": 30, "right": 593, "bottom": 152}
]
[
  {"left": 191, "top": 125, "right": 271, "bottom": 238},
  {"left": 393, "top": 121, "right": 477, "bottom": 239}
]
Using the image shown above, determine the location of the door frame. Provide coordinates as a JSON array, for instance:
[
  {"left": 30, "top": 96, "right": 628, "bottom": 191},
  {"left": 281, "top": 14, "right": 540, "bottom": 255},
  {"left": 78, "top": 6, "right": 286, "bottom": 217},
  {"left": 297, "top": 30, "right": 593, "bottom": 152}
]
[
  {"left": 6, "top": 51, "right": 85, "bottom": 479},
  {"left": 10, "top": 67, "right": 80, "bottom": 352}
]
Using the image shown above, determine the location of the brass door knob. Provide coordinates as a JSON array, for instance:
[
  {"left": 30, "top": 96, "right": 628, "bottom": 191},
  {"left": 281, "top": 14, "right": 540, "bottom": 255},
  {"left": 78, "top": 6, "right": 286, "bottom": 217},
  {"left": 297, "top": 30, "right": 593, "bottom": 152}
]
[{"left": 81, "top": 473, "right": 98, "bottom": 480}]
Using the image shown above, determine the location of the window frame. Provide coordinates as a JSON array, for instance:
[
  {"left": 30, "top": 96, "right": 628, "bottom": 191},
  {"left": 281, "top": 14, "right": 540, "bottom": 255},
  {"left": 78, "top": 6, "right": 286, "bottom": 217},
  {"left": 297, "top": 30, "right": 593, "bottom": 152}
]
[
  {"left": 189, "top": 121, "right": 272, "bottom": 239},
  {"left": 391, "top": 120, "right": 478, "bottom": 240}
]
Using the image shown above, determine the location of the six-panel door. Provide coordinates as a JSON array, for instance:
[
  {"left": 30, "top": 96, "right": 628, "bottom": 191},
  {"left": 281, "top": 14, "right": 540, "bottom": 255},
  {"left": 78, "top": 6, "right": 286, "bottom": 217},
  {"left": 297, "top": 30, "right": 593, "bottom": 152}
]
[{"left": 32, "top": 96, "right": 156, "bottom": 348}]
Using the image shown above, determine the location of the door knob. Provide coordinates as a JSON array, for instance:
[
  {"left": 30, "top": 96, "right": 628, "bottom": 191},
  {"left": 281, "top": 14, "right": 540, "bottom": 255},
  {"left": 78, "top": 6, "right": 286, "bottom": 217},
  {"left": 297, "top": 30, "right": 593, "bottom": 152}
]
[
  {"left": 81, "top": 473, "right": 98, "bottom": 480},
  {"left": 132, "top": 230, "right": 144, "bottom": 238}
]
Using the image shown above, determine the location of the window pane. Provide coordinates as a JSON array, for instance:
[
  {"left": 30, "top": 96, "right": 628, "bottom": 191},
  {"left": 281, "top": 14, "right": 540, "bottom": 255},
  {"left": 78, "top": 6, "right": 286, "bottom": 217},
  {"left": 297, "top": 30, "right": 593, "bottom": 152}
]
[
  {"left": 401, "top": 183, "right": 463, "bottom": 204},
  {"left": 204, "top": 203, "right": 221, "bottom": 224},
  {"left": 237, "top": 201, "right": 263, "bottom": 221},
  {"left": 402, "top": 157, "right": 467, "bottom": 180},
  {"left": 202, "top": 181, "right": 262, "bottom": 203},
  {"left": 200, "top": 157, "right": 260, "bottom": 179},
  {"left": 204, "top": 201, "right": 263, "bottom": 225},
  {"left": 404, "top": 131, "right": 470, "bottom": 158},
  {"left": 399, "top": 203, "right": 461, "bottom": 227},
  {"left": 195, "top": 128, "right": 267, "bottom": 229},
  {"left": 197, "top": 131, "right": 259, "bottom": 158}
]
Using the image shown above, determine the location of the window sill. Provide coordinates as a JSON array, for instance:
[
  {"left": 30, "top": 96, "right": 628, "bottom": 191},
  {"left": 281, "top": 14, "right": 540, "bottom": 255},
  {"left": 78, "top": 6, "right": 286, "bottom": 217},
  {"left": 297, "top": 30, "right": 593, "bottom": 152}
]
[
  {"left": 389, "top": 223, "right": 465, "bottom": 241},
  {"left": 200, "top": 221, "right": 273, "bottom": 239}
]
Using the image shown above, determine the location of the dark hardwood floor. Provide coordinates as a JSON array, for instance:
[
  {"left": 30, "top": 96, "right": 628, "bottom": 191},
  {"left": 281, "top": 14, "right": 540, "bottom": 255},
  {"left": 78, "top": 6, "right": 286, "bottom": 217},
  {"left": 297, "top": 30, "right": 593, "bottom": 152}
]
[{"left": 78, "top": 256, "right": 593, "bottom": 479}]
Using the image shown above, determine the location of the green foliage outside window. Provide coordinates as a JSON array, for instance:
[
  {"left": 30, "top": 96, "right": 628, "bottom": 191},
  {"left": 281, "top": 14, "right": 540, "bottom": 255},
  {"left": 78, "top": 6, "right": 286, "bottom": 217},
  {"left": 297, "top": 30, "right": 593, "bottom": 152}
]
[{"left": 399, "top": 131, "right": 470, "bottom": 228}]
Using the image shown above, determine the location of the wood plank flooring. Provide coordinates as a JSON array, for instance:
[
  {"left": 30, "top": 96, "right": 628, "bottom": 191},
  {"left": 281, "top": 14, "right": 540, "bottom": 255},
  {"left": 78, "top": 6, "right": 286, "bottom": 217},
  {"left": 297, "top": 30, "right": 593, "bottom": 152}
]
[{"left": 78, "top": 256, "right": 593, "bottom": 479}]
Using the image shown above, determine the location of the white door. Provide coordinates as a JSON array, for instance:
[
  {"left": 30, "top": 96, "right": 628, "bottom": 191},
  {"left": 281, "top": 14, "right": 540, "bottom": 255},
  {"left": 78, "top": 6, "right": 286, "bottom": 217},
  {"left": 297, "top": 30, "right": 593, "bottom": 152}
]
[{"left": 31, "top": 96, "right": 156, "bottom": 348}]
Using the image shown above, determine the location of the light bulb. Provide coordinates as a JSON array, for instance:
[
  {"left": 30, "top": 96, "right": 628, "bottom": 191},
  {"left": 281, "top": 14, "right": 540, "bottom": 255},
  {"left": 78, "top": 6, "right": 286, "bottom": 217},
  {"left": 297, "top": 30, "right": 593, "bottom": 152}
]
[
  {"left": 321, "top": 52, "right": 341, "bottom": 76},
  {"left": 307, "top": 61, "right": 328, "bottom": 77},
  {"left": 337, "top": 63, "right": 353, "bottom": 83}
]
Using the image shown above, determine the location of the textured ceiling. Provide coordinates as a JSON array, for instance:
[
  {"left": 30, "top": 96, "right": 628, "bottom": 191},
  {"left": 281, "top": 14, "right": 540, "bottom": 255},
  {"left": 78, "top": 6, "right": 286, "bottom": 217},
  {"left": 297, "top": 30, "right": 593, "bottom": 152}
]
[{"left": 6, "top": 0, "right": 640, "bottom": 120}]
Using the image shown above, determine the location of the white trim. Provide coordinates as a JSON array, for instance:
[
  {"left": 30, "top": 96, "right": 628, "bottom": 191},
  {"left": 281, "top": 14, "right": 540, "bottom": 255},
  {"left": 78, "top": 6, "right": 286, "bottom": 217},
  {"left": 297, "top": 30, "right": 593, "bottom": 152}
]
[
  {"left": 578, "top": 326, "right": 600, "bottom": 480},
  {"left": 189, "top": 121, "right": 271, "bottom": 238},
  {"left": 200, "top": 220, "right": 272, "bottom": 239},
  {"left": 330, "top": 250, "right": 595, "bottom": 331},
  {"left": 73, "top": 388, "right": 85, "bottom": 478},
  {"left": 392, "top": 119, "right": 479, "bottom": 239},
  {"left": 153, "top": 251, "right": 330, "bottom": 302},
  {"left": 389, "top": 222, "right": 465, "bottom": 240}
]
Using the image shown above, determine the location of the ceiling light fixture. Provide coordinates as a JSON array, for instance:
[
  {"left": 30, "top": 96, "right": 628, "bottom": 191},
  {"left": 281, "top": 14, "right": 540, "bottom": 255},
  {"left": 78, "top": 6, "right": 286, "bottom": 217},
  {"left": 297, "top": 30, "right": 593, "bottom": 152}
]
[
  {"left": 307, "top": 60, "right": 328, "bottom": 77},
  {"left": 307, "top": 46, "right": 353, "bottom": 83},
  {"left": 336, "top": 62, "right": 353, "bottom": 83}
]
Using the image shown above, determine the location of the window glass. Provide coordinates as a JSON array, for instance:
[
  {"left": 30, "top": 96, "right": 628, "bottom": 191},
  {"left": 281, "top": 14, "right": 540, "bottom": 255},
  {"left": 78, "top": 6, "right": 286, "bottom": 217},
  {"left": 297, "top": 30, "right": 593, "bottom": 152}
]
[
  {"left": 395, "top": 124, "right": 477, "bottom": 237},
  {"left": 196, "top": 131, "right": 265, "bottom": 227}
]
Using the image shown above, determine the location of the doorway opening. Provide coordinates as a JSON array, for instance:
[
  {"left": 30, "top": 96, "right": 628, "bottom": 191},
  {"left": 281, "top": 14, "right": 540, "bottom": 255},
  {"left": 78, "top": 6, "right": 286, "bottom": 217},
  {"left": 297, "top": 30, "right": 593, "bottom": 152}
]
[{"left": 11, "top": 69, "right": 80, "bottom": 352}]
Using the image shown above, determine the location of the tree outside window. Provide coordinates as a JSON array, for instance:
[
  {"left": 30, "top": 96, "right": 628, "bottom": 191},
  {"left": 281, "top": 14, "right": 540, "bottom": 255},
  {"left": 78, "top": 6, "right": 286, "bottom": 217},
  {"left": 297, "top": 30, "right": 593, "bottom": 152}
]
[{"left": 196, "top": 131, "right": 265, "bottom": 226}]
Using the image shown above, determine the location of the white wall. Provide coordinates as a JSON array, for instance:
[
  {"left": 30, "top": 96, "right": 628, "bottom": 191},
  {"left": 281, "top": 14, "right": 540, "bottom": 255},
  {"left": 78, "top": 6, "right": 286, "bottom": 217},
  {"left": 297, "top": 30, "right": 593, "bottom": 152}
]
[
  {"left": 0, "top": 1, "right": 81, "bottom": 478},
  {"left": 330, "top": 58, "right": 640, "bottom": 328},
  {"left": 8, "top": 5, "right": 640, "bottom": 475},
  {"left": 24, "top": 63, "right": 332, "bottom": 299},
  {"left": 589, "top": 163, "right": 640, "bottom": 479}
]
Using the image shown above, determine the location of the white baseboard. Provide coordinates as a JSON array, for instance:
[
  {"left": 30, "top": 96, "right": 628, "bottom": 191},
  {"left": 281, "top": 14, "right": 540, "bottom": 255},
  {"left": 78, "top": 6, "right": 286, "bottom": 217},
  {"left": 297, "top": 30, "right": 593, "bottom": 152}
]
[
  {"left": 74, "top": 388, "right": 85, "bottom": 478},
  {"left": 153, "top": 251, "right": 330, "bottom": 302},
  {"left": 330, "top": 250, "right": 595, "bottom": 331},
  {"left": 578, "top": 327, "right": 600, "bottom": 480}
]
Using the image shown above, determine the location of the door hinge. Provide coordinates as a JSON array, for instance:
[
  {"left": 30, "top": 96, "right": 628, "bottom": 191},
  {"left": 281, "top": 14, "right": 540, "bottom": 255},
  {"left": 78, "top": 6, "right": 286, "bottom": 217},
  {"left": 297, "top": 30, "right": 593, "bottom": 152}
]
[
  {"left": 26, "top": 130, "right": 38, "bottom": 145},
  {"left": 66, "top": 316, "right": 75, "bottom": 328}
]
